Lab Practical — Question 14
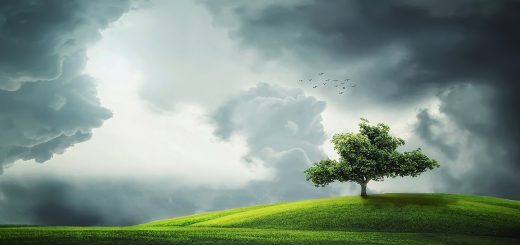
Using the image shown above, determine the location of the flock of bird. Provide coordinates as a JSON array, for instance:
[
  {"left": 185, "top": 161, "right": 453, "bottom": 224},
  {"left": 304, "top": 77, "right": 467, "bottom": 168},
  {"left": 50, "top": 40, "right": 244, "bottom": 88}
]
[{"left": 298, "top": 72, "right": 356, "bottom": 95}]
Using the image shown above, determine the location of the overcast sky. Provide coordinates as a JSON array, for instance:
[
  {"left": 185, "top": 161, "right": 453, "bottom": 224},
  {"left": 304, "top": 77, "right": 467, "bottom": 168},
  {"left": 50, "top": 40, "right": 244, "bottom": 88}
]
[{"left": 0, "top": 0, "right": 519, "bottom": 226}]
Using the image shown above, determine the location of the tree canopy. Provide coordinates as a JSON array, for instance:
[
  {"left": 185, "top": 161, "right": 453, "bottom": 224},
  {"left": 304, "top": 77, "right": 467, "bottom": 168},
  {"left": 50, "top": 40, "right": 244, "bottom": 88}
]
[{"left": 305, "top": 118, "right": 439, "bottom": 196}]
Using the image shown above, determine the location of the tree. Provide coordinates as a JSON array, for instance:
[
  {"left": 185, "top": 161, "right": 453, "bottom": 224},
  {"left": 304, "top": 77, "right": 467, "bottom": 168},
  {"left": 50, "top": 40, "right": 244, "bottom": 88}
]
[{"left": 305, "top": 118, "right": 439, "bottom": 196}]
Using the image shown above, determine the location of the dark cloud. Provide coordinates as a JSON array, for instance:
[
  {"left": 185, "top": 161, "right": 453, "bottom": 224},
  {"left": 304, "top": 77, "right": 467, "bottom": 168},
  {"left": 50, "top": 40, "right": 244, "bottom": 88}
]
[
  {"left": 0, "top": 0, "right": 131, "bottom": 90},
  {"left": 415, "top": 84, "right": 520, "bottom": 199},
  {"left": 204, "top": 0, "right": 520, "bottom": 198},
  {"left": 0, "top": 0, "right": 131, "bottom": 171},
  {"left": 0, "top": 55, "right": 111, "bottom": 169},
  {"left": 204, "top": 0, "right": 519, "bottom": 100},
  {"left": 414, "top": 109, "right": 459, "bottom": 160}
]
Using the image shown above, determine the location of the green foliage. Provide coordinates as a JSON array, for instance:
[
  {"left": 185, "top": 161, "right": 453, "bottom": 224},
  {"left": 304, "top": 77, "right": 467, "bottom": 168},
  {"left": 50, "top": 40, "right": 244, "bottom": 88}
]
[
  {"left": 304, "top": 159, "right": 337, "bottom": 187},
  {"left": 305, "top": 119, "right": 438, "bottom": 194},
  {"left": 1, "top": 194, "right": 519, "bottom": 244}
]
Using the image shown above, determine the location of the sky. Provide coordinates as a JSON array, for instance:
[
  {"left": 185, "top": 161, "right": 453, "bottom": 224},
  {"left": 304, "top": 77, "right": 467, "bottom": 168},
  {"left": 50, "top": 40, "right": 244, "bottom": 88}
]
[{"left": 0, "top": 0, "right": 519, "bottom": 225}]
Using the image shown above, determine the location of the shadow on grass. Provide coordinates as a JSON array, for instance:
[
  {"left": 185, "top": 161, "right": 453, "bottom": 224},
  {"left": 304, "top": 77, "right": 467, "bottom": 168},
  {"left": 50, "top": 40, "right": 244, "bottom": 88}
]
[{"left": 360, "top": 194, "right": 458, "bottom": 207}]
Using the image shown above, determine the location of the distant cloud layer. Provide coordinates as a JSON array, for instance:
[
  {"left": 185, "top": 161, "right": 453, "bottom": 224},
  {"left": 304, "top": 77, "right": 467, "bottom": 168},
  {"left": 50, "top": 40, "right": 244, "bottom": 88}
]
[
  {"left": 0, "top": 0, "right": 131, "bottom": 171},
  {"left": 0, "top": 176, "right": 180, "bottom": 226}
]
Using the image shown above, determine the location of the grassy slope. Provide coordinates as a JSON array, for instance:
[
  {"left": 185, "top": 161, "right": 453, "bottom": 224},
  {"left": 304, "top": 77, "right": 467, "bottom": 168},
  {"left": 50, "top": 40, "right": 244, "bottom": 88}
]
[
  {"left": 1, "top": 193, "right": 519, "bottom": 244},
  {"left": 143, "top": 193, "right": 520, "bottom": 237}
]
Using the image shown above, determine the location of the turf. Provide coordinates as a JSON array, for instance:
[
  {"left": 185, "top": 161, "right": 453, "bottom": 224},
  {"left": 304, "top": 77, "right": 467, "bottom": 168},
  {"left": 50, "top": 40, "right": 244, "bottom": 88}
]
[{"left": 1, "top": 193, "right": 519, "bottom": 244}]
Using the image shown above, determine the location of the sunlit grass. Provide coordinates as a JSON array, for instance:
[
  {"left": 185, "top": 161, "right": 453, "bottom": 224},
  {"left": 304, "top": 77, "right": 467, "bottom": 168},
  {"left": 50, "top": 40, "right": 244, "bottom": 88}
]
[
  {"left": 143, "top": 193, "right": 520, "bottom": 237},
  {"left": 1, "top": 193, "right": 519, "bottom": 244}
]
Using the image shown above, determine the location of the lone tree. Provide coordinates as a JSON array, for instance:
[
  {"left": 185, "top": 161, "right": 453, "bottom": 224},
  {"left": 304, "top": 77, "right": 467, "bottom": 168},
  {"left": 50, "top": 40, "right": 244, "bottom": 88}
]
[{"left": 305, "top": 119, "right": 438, "bottom": 196}]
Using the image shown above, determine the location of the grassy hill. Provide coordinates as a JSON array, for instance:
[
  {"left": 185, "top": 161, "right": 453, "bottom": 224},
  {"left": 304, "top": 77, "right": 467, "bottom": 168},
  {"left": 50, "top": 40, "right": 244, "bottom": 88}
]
[
  {"left": 142, "top": 193, "right": 520, "bottom": 236},
  {"left": 1, "top": 193, "right": 519, "bottom": 244}
]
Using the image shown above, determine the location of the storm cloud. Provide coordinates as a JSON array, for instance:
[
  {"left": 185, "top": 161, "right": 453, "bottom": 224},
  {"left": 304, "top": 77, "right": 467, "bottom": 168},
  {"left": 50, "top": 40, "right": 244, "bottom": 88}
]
[
  {"left": 415, "top": 84, "right": 520, "bottom": 198},
  {"left": 0, "top": 0, "right": 131, "bottom": 171},
  {"left": 203, "top": 0, "right": 520, "bottom": 198}
]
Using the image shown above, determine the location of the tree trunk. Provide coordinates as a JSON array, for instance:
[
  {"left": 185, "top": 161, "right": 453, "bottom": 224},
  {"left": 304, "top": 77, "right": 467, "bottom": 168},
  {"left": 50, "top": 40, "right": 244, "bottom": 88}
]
[{"left": 360, "top": 182, "right": 367, "bottom": 197}]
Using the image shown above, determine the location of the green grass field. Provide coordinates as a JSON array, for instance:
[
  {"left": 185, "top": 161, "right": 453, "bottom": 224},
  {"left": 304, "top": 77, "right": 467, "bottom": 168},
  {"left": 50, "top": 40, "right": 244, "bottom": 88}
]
[{"left": 1, "top": 193, "right": 519, "bottom": 244}]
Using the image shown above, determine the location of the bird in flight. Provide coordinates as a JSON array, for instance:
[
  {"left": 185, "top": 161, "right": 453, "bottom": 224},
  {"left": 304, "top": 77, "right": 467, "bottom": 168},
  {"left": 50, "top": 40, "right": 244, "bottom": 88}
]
[{"left": 297, "top": 72, "right": 359, "bottom": 95}]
